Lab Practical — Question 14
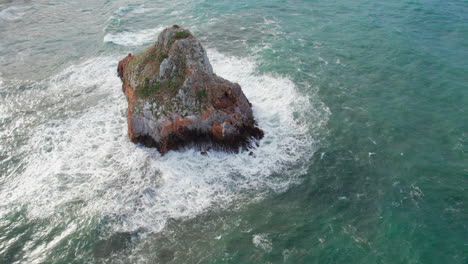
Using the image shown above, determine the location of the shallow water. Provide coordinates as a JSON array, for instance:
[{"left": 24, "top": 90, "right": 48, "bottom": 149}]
[{"left": 0, "top": 0, "right": 466, "bottom": 263}]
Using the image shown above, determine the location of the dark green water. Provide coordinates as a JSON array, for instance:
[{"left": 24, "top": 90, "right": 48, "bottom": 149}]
[{"left": 0, "top": 0, "right": 466, "bottom": 263}]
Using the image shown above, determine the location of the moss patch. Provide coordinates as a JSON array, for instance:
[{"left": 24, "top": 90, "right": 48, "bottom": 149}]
[
  {"left": 174, "top": 31, "right": 191, "bottom": 39},
  {"left": 137, "top": 78, "right": 183, "bottom": 100},
  {"left": 196, "top": 90, "right": 207, "bottom": 102},
  {"left": 195, "top": 89, "right": 208, "bottom": 112},
  {"left": 137, "top": 78, "right": 160, "bottom": 97},
  {"left": 157, "top": 52, "right": 168, "bottom": 63},
  {"left": 127, "top": 47, "right": 160, "bottom": 79}
]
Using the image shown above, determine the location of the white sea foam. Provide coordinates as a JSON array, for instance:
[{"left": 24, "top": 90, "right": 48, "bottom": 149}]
[
  {"left": 253, "top": 234, "right": 273, "bottom": 252},
  {"left": 114, "top": 6, "right": 160, "bottom": 16},
  {"left": 0, "top": 48, "right": 327, "bottom": 247},
  {"left": 104, "top": 26, "right": 165, "bottom": 46},
  {"left": 0, "top": 6, "right": 29, "bottom": 22}
]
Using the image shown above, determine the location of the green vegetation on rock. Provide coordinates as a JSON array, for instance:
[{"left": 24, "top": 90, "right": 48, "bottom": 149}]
[
  {"left": 174, "top": 31, "right": 191, "bottom": 39},
  {"left": 136, "top": 78, "right": 182, "bottom": 99},
  {"left": 196, "top": 90, "right": 207, "bottom": 102},
  {"left": 195, "top": 89, "right": 208, "bottom": 112},
  {"left": 157, "top": 52, "right": 168, "bottom": 63},
  {"left": 137, "top": 78, "right": 160, "bottom": 97}
]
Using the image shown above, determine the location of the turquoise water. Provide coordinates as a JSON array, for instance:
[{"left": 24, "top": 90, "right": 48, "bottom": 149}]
[{"left": 0, "top": 0, "right": 467, "bottom": 263}]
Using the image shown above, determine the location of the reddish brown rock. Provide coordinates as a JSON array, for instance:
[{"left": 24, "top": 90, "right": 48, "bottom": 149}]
[{"left": 117, "top": 25, "right": 263, "bottom": 154}]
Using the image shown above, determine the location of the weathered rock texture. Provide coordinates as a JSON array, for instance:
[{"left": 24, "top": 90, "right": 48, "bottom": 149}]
[{"left": 117, "top": 25, "right": 263, "bottom": 154}]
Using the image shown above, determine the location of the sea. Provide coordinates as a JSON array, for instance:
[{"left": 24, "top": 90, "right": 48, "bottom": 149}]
[{"left": 0, "top": 0, "right": 466, "bottom": 263}]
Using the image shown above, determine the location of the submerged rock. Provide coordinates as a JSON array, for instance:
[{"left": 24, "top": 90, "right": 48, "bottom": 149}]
[{"left": 117, "top": 25, "right": 263, "bottom": 154}]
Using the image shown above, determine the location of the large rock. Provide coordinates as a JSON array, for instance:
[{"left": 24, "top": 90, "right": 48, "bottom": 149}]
[{"left": 117, "top": 25, "right": 263, "bottom": 154}]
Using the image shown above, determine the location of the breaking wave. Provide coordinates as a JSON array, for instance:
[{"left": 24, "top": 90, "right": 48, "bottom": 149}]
[
  {"left": 0, "top": 49, "right": 328, "bottom": 261},
  {"left": 104, "top": 26, "right": 165, "bottom": 46}
]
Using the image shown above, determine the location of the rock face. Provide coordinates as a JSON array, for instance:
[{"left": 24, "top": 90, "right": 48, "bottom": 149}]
[{"left": 117, "top": 25, "right": 263, "bottom": 154}]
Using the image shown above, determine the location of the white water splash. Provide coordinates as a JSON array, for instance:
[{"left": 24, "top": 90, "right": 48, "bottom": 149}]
[
  {"left": 104, "top": 26, "right": 165, "bottom": 46},
  {"left": 253, "top": 234, "right": 273, "bottom": 252},
  {"left": 0, "top": 50, "right": 327, "bottom": 249}
]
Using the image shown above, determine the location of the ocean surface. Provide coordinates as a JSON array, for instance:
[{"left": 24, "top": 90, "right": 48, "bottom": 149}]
[{"left": 0, "top": 0, "right": 467, "bottom": 263}]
